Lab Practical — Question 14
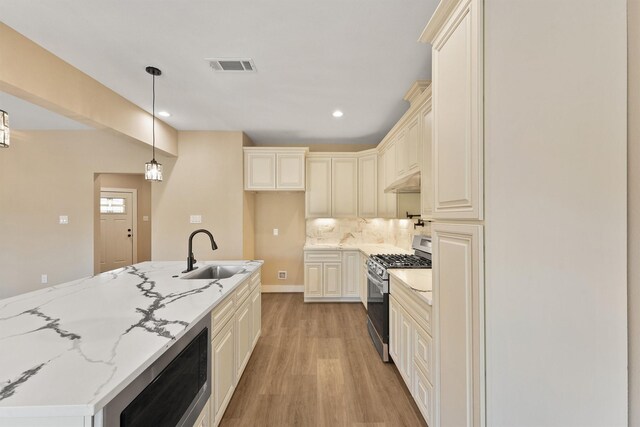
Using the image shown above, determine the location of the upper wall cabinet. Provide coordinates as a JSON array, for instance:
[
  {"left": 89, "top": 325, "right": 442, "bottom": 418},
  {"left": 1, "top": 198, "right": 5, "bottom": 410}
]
[
  {"left": 358, "top": 150, "right": 378, "bottom": 218},
  {"left": 421, "top": 0, "right": 483, "bottom": 220},
  {"left": 306, "top": 153, "right": 359, "bottom": 218},
  {"left": 244, "top": 147, "right": 309, "bottom": 191}
]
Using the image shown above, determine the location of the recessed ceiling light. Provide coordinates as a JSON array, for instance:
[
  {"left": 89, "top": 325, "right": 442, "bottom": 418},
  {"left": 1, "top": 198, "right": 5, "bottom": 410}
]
[
  {"left": 332, "top": 110, "right": 344, "bottom": 118},
  {"left": 158, "top": 111, "right": 171, "bottom": 117}
]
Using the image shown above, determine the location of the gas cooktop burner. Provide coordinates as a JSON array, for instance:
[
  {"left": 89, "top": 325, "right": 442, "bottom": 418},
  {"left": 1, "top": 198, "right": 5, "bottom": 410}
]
[{"left": 370, "top": 254, "right": 432, "bottom": 269}]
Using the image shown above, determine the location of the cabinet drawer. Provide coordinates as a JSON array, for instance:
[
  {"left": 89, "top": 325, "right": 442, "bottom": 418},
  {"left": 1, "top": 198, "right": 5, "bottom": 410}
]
[
  {"left": 390, "top": 276, "right": 432, "bottom": 334},
  {"left": 304, "top": 250, "right": 342, "bottom": 263},
  {"left": 413, "top": 323, "right": 433, "bottom": 383},
  {"left": 413, "top": 362, "right": 434, "bottom": 426},
  {"left": 250, "top": 270, "right": 261, "bottom": 290},
  {"left": 234, "top": 278, "right": 251, "bottom": 306},
  {"left": 211, "top": 296, "right": 235, "bottom": 338}
]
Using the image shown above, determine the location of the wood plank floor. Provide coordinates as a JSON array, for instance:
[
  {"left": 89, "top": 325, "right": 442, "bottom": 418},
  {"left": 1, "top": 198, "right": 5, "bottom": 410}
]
[{"left": 220, "top": 293, "right": 428, "bottom": 427}]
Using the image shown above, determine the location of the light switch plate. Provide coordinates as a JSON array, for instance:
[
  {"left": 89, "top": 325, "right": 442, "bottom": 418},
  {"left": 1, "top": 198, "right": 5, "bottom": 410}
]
[
  {"left": 41, "top": 274, "right": 48, "bottom": 284},
  {"left": 273, "top": 228, "right": 279, "bottom": 236},
  {"left": 190, "top": 215, "right": 202, "bottom": 224},
  {"left": 59, "top": 215, "right": 69, "bottom": 225}
]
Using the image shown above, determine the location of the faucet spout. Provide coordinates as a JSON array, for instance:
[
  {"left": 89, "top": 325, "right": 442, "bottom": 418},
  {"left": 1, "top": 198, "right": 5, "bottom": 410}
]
[{"left": 183, "top": 229, "right": 218, "bottom": 273}]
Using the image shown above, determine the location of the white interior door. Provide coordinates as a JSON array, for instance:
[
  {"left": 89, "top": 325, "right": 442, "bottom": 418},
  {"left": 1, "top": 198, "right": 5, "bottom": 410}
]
[{"left": 100, "top": 191, "right": 134, "bottom": 272}]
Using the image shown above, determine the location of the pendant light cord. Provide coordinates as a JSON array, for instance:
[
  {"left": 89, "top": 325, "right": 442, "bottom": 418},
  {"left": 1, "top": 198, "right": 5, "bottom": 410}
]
[{"left": 152, "top": 73, "right": 156, "bottom": 161}]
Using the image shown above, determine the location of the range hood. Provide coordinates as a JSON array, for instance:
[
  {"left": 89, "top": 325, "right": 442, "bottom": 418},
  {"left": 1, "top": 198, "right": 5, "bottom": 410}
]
[{"left": 384, "top": 170, "right": 421, "bottom": 193}]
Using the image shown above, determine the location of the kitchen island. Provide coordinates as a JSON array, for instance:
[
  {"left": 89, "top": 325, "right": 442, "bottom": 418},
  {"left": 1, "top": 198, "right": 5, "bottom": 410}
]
[{"left": 0, "top": 260, "right": 263, "bottom": 426}]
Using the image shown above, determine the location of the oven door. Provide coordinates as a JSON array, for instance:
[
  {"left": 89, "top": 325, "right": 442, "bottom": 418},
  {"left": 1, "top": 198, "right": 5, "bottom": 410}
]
[{"left": 366, "top": 269, "right": 389, "bottom": 361}]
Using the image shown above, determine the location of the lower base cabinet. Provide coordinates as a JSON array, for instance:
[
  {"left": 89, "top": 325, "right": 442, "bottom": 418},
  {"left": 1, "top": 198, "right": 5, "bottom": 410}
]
[
  {"left": 304, "top": 249, "right": 360, "bottom": 302},
  {"left": 389, "top": 277, "right": 434, "bottom": 426},
  {"left": 210, "top": 269, "right": 262, "bottom": 427}
]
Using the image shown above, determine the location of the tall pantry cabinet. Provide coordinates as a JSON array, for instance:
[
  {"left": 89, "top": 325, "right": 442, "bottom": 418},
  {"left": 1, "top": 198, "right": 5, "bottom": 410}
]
[{"left": 421, "top": 0, "right": 627, "bottom": 426}]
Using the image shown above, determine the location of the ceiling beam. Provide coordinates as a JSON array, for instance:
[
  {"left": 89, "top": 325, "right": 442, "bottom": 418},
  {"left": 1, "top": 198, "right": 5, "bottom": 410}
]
[{"left": 0, "top": 22, "right": 178, "bottom": 156}]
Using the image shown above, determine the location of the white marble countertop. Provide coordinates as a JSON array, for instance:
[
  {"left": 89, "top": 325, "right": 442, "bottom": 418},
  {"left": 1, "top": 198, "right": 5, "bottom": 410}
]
[
  {"left": 388, "top": 269, "right": 433, "bottom": 306},
  {"left": 0, "top": 260, "right": 262, "bottom": 418},
  {"left": 303, "top": 243, "right": 412, "bottom": 257}
]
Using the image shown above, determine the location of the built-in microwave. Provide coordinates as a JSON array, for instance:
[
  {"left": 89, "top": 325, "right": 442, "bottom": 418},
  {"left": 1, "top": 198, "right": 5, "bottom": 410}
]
[{"left": 102, "top": 314, "right": 211, "bottom": 427}]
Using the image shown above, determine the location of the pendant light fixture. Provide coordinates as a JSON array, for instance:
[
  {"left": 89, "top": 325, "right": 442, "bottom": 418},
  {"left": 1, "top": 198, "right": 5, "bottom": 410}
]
[
  {"left": 0, "top": 110, "right": 9, "bottom": 148},
  {"left": 144, "top": 66, "right": 163, "bottom": 182}
]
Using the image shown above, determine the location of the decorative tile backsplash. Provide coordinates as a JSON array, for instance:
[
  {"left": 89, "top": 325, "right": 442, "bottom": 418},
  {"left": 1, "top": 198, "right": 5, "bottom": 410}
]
[{"left": 306, "top": 218, "right": 431, "bottom": 251}]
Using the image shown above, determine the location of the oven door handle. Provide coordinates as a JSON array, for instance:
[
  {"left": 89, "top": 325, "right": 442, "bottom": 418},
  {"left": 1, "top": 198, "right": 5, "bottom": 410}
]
[{"left": 366, "top": 270, "right": 387, "bottom": 293}]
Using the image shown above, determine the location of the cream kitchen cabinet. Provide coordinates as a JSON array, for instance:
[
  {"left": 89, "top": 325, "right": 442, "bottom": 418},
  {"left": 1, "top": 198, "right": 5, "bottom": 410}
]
[
  {"left": 431, "top": 223, "right": 483, "bottom": 427},
  {"left": 358, "top": 150, "right": 378, "bottom": 218},
  {"left": 331, "top": 157, "right": 358, "bottom": 218},
  {"left": 244, "top": 147, "right": 308, "bottom": 191},
  {"left": 305, "top": 157, "right": 332, "bottom": 218},
  {"left": 423, "top": 0, "right": 483, "bottom": 220},
  {"left": 420, "top": 95, "right": 433, "bottom": 219},
  {"left": 377, "top": 144, "right": 397, "bottom": 218},
  {"left": 304, "top": 249, "right": 360, "bottom": 302},
  {"left": 211, "top": 317, "right": 235, "bottom": 427},
  {"left": 359, "top": 252, "right": 368, "bottom": 308},
  {"left": 396, "top": 113, "right": 420, "bottom": 179},
  {"left": 341, "top": 250, "right": 360, "bottom": 298},
  {"left": 389, "top": 274, "right": 434, "bottom": 426},
  {"left": 305, "top": 154, "right": 358, "bottom": 218},
  {"left": 210, "top": 269, "right": 262, "bottom": 427}
]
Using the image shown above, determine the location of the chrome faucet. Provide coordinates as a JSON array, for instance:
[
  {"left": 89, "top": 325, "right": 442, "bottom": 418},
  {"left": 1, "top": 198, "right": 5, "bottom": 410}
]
[{"left": 183, "top": 229, "right": 218, "bottom": 273}]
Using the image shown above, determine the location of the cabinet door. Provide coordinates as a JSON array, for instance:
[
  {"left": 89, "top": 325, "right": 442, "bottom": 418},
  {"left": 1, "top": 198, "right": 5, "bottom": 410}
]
[
  {"left": 250, "top": 286, "right": 261, "bottom": 349},
  {"left": 413, "top": 363, "right": 434, "bottom": 427},
  {"left": 305, "top": 157, "right": 332, "bottom": 218},
  {"left": 431, "top": 0, "right": 483, "bottom": 220},
  {"left": 420, "top": 105, "right": 434, "bottom": 219},
  {"left": 395, "top": 130, "right": 407, "bottom": 178},
  {"left": 406, "top": 114, "right": 420, "bottom": 174},
  {"left": 304, "top": 262, "right": 323, "bottom": 297},
  {"left": 432, "top": 222, "right": 484, "bottom": 427},
  {"left": 235, "top": 297, "right": 252, "bottom": 381},
  {"left": 377, "top": 150, "right": 387, "bottom": 216},
  {"left": 399, "top": 305, "right": 413, "bottom": 387},
  {"left": 358, "top": 154, "right": 378, "bottom": 218},
  {"left": 341, "top": 251, "right": 359, "bottom": 297},
  {"left": 360, "top": 254, "right": 368, "bottom": 308},
  {"left": 211, "top": 319, "right": 235, "bottom": 425},
  {"left": 383, "top": 145, "right": 397, "bottom": 218},
  {"left": 277, "top": 152, "right": 305, "bottom": 190},
  {"left": 323, "top": 262, "right": 342, "bottom": 297},
  {"left": 245, "top": 152, "right": 276, "bottom": 190},
  {"left": 331, "top": 157, "right": 358, "bottom": 218},
  {"left": 389, "top": 296, "right": 400, "bottom": 363}
]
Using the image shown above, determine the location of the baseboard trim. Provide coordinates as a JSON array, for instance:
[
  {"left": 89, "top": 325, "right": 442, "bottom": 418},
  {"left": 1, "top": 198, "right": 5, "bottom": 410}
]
[
  {"left": 261, "top": 284, "right": 304, "bottom": 293},
  {"left": 303, "top": 297, "right": 362, "bottom": 303}
]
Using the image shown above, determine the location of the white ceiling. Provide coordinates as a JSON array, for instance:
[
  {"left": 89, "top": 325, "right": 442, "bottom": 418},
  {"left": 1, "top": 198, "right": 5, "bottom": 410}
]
[{"left": 0, "top": 0, "right": 438, "bottom": 145}]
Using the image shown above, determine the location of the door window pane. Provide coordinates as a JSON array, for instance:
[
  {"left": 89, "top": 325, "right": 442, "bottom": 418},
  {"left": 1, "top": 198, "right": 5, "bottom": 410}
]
[{"left": 100, "top": 197, "right": 127, "bottom": 214}]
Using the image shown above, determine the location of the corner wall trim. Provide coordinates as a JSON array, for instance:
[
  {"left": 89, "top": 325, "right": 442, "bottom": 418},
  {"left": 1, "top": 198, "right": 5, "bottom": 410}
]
[{"left": 261, "top": 285, "right": 304, "bottom": 293}]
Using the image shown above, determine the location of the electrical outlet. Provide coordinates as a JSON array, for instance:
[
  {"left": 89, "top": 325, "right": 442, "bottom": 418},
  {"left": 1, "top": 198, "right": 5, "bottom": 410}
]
[
  {"left": 273, "top": 228, "right": 279, "bottom": 236},
  {"left": 41, "top": 274, "right": 48, "bottom": 284},
  {"left": 190, "top": 215, "right": 202, "bottom": 224},
  {"left": 278, "top": 271, "right": 287, "bottom": 280},
  {"left": 59, "top": 215, "right": 69, "bottom": 225}
]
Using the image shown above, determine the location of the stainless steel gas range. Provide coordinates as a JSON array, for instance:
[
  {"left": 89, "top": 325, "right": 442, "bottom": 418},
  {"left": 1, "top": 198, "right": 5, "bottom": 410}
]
[{"left": 366, "top": 235, "right": 432, "bottom": 362}]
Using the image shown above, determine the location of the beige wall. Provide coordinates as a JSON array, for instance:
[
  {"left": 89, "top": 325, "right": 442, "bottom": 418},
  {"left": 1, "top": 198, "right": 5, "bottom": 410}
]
[
  {"left": 152, "top": 131, "right": 249, "bottom": 262},
  {"left": 0, "top": 130, "right": 154, "bottom": 299},
  {"left": 95, "top": 173, "right": 152, "bottom": 271},
  {"left": 0, "top": 23, "right": 178, "bottom": 156},
  {"left": 629, "top": 0, "right": 640, "bottom": 423},
  {"left": 254, "top": 192, "right": 306, "bottom": 288}
]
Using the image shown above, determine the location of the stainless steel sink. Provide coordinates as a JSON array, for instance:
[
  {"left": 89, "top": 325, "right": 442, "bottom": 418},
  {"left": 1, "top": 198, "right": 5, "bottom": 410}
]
[{"left": 181, "top": 265, "right": 245, "bottom": 280}]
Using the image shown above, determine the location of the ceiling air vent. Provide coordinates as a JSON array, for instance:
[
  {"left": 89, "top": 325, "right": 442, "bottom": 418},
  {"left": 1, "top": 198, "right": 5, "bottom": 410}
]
[{"left": 207, "top": 58, "right": 256, "bottom": 72}]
